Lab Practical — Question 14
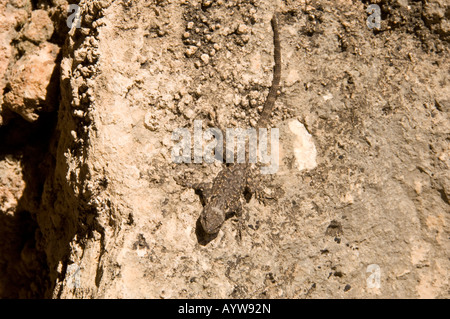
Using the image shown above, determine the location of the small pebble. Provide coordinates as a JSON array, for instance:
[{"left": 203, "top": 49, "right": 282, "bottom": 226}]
[
  {"left": 200, "top": 53, "right": 210, "bottom": 64},
  {"left": 144, "top": 112, "right": 159, "bottom": 131},
  {"left": 202, "top": 0, "right": 213, "bottom": 8},
  {"left": 240, "top": 98, "right": 249, "bottom": 108},
  {"left": 237, "top": 24, "right": 249, "bottom": 35},
  {"left": 73, "top": 110, "right": 84, "bottom": 118},
  {"left": 185, "top": 46, "right": 198, "bottom": 56}
]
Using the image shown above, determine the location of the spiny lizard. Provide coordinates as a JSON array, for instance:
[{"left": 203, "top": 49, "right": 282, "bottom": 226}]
[{"left": 182, "top": 14, "right": 281, "bottom": 237}]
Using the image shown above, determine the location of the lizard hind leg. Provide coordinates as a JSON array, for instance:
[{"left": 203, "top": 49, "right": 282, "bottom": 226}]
[{"left": 245, "top": 166, "right": 265, "bottom": 202}]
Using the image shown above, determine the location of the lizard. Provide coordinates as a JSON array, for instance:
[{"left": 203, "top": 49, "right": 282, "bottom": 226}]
[{"left": 181, "top": 13, "right": 281, "bottom": 236}]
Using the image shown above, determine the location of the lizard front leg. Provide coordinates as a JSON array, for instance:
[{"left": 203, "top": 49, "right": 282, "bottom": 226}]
[{"left": 174, "top": 175, "right": 213, "bottom": 204}]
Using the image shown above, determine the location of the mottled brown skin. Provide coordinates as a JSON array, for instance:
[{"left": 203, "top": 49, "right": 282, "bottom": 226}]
[
  {"left": 199, "top": 164, "right": 249, "bottom": 234},
  {"left": 192, "top": 14, "right": 281, "bottom": 235}
]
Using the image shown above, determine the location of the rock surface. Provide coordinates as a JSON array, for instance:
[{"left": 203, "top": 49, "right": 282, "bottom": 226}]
[
  {"left": 22, "top": 9, "right": 55, "bottom": 44},
  {"left": 0, "top": 0, "right": 29, "bottom": 124},
  {"left": 1, "top": 0, "right": 61, "bottom": 123},
  {"left": 0, "top": 0, "right": 449, "bottom": 299},
  {"left": 4, "top": 42, "right": 60, "bottom": 122}
]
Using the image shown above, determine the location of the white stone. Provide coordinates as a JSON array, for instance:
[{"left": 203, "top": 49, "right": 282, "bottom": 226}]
[{"left": 288, "top": 120, "right": 317, "bottom": 171}]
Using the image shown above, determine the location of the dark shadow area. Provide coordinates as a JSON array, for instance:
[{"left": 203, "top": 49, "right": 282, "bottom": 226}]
[
  {"left": 195, "top": 217, "right": 218, "bottom": 246},
  {"left": 0, "top": 110, "right": 58, "bottom": 298},
  {"left": 0, "top": 210, "right": 49, "bottom": 298}
]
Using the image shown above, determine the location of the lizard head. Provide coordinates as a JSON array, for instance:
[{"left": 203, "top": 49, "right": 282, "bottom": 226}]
[{"left": 200, "top": 205, "right": 226, "bottom": 235}]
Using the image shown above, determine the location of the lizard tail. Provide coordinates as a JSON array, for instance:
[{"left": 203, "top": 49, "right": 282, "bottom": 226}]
[{"left": 258, "top": 13, "right": 281, "bottom": 128}]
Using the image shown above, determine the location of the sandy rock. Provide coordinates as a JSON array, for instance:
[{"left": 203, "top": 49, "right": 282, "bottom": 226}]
[
  {"left": 0, "top": 0, "right": 31, "bottom": 124},
  {"left": 0, "top": 0, "right": 449, "bottom": 299},
  {"left": 0, "top": 156, "right": 25, "bottom": 215},
  {"left": 286, "top": 120, "right": 317, "bottom": 171},
  {"left": 4, "top": 42, "right": 60, "bottom": 122},
  {"left": 423, "top": 0, "right": 446, "bottom": 24},
  {"left": 23, "top": 10, "right": 54, "bottom": 44},
  {"left": 42, "top": 0, "right": 449, "bottom": 299}
]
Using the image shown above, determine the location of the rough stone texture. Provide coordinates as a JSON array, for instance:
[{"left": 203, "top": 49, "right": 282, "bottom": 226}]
[
  {"left": 22, "top": 10, "right": 55, "bottom": 44},
  {"left": 0, "top": 0, "right": 63, "bottom": 124},
  {"left": 0, "top": 156, "right": 25, "bottom": 217},
  {"left": 4, "top": 42, "right": 60, "bottom": 122},
  {"left": 0, "top": 0, "right": 30, "bottom": 124},
  {"left": 0, "top": 0, "right": 449, "bottom": 299}
]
